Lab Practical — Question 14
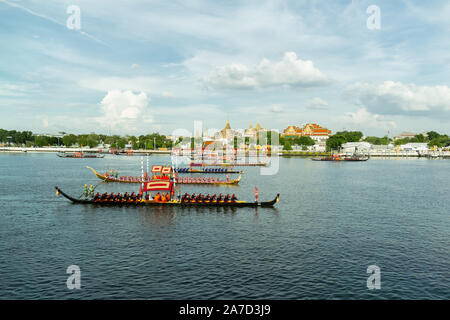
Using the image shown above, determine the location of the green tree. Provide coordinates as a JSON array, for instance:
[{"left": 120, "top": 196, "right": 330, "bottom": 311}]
[
  {"left": 335, "top": 131, "right": 363, "bottom": 142},
  {"left": 34, "top": 136, "right": 49, "bottom": 147},
  {"left": 414, "top": 134, "right": 425, "bottom": 142},
  {"left": 117, "top": 138, "right": 127, "bottom": 149},
  {"left": 62, "top": 134, "right": 77, "bottom": 147},
  {"left": 77, "top": 135, "right": 88, "bottom": 147},
  {"left": 364, "top": 136, "right": 391, "bottom": 145},
  {"left": 427, "top": 131, "right": 440, "bottom": 141},
  {"left": 326, "top": 134, "right": 346, "bottom": 151},
  {"left": 297, "top": 136, "right": 315, "bottom": 146},
  {"left": 283, "top": 141, "right": 292, "bottom": 151},
  {"left": 428, "top": 135, "right": 450, "bottom": 148}
]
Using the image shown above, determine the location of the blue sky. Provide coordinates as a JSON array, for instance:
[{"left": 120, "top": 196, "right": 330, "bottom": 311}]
[{"left": 0, "top": 0, "right": 449, "bottom": 136}]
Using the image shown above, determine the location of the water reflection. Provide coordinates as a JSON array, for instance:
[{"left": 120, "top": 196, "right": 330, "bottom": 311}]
[{"left": 136, "top": 206, "right": 176, "bottom": 227}]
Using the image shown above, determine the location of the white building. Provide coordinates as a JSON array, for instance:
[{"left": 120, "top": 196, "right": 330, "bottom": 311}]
[
  {"left": 400, "top": 143, "right": 429, "bottom": 151},
  {"left": 341, "top": 142, "right": 371, "bottom": 153}
]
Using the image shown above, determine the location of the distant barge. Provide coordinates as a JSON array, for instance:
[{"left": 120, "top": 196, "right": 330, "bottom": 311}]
[{"left": 57, "top": 152, "right": 104, "bottom": 158}]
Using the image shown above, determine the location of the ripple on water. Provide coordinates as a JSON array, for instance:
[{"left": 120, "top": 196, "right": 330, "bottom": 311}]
[{"left": 0, "top": 154, "right": 449, "bottom": 299}]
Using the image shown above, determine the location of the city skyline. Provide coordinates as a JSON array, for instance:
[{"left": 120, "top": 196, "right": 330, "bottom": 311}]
[{"left": 1, "top": 0, "right": 450, "bottom": 136}]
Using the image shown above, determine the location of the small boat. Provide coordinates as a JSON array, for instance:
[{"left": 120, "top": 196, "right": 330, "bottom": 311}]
[
  {"left": 87, "top": 166, "right": 242, "bottom": 185},
  {"left": 311, "top": 154, "right": 369, "bottom": 161},
  {"left": 113, "top": 150, "right": 142, "bottom": 156},
  {"left": 55, "top": 186, "right": 279, "bottom": 207},
  {"left": 174, "top": 168, "right": 243, "bottom": 174},
  {"left": 57, "top": 152, "right": 104, "bottom": 158}
]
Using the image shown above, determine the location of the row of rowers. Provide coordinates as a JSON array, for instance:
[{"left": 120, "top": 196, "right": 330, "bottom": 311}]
[
  {"left": 91, "top": 192, "right": 238, "bottom": 202},
  {"left": 181, "top": 193, "right": 238, "bottom": 202},
  {"left": 176, "top": 168, "right": 234, "bottom": 173},
  {"left": 92, "top": 192, "right": 172, "bottom": 202}
]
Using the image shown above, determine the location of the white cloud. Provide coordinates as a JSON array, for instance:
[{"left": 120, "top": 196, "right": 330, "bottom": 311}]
[
  {"left": 39, "top": 116, "right": 49, "bottom": 128},
  {"left": 340, "top": 108, "right": 397, "bottom": 131},
  {"left": 305, "top": 97, "right": 329, "bottom": 110},
  {"left": 269, "top": 105, "right": 283, "bottom": 113},
  {"left": 78, "top": 76, "right": 200, "bottom": 100},
  {"left": 202, "top": 52, "right": 330, "bottom": 90},
  {"left": 0, "top": 82, "right": 39, "bottom": 97},
  {"left": 162, "top": 91, "right": 174, "bottom": 98},
  {"left": 347, "top": 81, "right": 450, "bottom": 116},
  {"left": 79, "top": 77, "right": 161, "bottom": 93},
  {"left": 96, "top": 90, "right": 153, "bottom": 130}
]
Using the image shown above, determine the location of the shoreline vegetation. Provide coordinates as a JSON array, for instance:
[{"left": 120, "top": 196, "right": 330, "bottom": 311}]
[
  {"left": 0, "top": 146, "right": 171, "bottom": 154},
  {"left": 323, "top": 130, "right": 450, "bottom": 151},
  {"left": 1, "top": 128, "right": 450, "bottom": 156},
  {"left": 1, "top": 147, "right": 449, "bottom": 158},
  {"left": 0, "top": 129, "right": 174, "bottom": 149}
]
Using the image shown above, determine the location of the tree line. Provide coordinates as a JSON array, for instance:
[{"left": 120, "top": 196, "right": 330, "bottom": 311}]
[
  {"left": 0, "top": 129, "right": 174, "bottom": 149},
  {"left": 326, "top": 130, "right": 450, "bottom": 151},
  {"left": 3, "top": 128, "right": 449, "bottom": 150}
]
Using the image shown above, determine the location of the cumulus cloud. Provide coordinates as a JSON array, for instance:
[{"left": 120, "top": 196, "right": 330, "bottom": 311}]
[
  {"left": 305, "top": 97, "right": 329, "bottom": 110},
  {"left": 347, "top": 81, "right": 450, "bottom": 116},
  {"left": 340, "top": 108, "right": 397, "bottom": 130},
  {"left": 97, "top": 90, "right": 153, "bottom": 130},
  {"left": 202, "top": 52, "right": 330, "bottom": 90}
]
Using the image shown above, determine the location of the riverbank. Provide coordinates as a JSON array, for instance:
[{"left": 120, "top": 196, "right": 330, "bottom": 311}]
[
  {"left": 0, "top": 147, "right": 172, "bottom": 154},
  {"left": 2, "top": 147, "right": 450, "bottom": 159},
  {"left": 279, "top": 150, "right": 450, "bottom": 158}
]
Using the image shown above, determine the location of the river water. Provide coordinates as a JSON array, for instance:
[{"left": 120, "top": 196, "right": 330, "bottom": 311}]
[{"left": 0, "top": 153, "right": 448, "bottom": 299}]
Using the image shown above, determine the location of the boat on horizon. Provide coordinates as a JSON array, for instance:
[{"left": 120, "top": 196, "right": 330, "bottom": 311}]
[
  {"left": 311, "top": 153, "right": 369, "bottom": 162},
  {"left": 190, "top": 161, "right": 268, "bottom": 167},
  {"left": 57, "top": 152, "right": 104, "bottom": 158}
]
